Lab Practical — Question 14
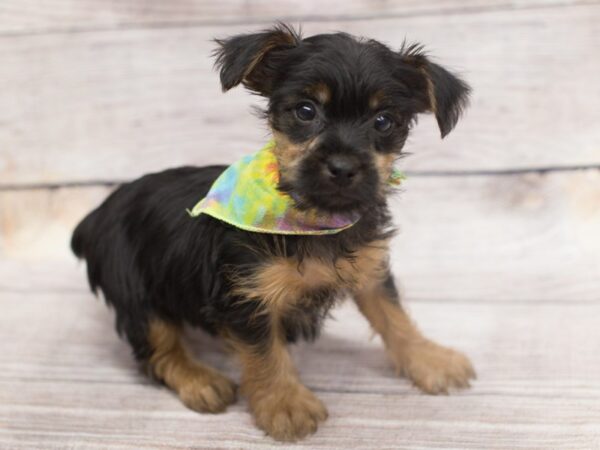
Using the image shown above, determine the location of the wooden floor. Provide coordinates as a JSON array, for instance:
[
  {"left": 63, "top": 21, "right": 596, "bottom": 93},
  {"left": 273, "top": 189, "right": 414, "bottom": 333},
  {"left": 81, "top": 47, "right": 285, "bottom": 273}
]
[
  {"left": 1, "top": 1, "right": 600, "bottom": 448},
  {"left": 1, "top": 260, "right": 600, "bottom": 449}
]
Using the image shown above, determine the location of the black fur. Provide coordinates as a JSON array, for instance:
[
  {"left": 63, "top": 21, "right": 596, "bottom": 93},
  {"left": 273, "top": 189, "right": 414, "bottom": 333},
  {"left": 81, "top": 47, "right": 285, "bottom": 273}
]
[
  {"left": 397, "top": 42, "right": 471, "bottom": 137},
  {"left": 213, "top": 23, "right": 301, "bottom": 94},
  {"left": 72, "top": 165, "right": 392, "bottom": 359},
  {"left": 72, "top": 24, "right": 469, "bottom": 363}
]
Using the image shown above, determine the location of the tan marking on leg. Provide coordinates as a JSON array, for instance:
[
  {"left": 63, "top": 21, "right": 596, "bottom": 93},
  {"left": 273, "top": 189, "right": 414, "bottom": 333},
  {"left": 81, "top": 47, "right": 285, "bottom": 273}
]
[
  {"left": 335, "top": 239, "right": 390, "bottom": 291},
  {"left": 225, "top": 329, "right": 328, "bottom": 442},
  {"left": 224, "top": 241, "right": 394, "bottom": 437},
  {"left": 353, "top": 279, "right": 476, "bottom": 394},
  {"left": 225, "top": 253, "right": 337, "bottom": 441},
  {"left": 148, "top": 319, "right": 237, "bottom": 413}
]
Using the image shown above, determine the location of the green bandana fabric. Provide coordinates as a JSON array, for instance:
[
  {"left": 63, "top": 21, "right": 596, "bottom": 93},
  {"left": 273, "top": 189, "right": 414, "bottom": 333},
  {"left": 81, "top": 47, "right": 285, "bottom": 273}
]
[{"left": 188, "top": 141, "right": 404, "bottom": 235}]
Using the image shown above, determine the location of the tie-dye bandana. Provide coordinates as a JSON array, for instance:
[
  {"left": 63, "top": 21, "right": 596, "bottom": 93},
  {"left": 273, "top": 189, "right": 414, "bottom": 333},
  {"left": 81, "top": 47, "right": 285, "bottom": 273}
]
[{"left": 187, "top": 141, "right": 404, "bottom": 235}]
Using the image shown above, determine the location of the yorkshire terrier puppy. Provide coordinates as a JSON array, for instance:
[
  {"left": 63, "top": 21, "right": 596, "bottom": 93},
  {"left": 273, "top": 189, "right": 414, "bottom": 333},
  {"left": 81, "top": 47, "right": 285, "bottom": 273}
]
[{"left": 72, "top": 24, "right": 475, "bottom": 441}]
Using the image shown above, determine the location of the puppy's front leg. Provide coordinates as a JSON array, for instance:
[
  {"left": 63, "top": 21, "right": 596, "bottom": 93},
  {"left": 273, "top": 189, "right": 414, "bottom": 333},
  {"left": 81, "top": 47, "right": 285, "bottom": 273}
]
[
  {"left": 353, "top": 272, "right": 476, "bottom": 394},
  {"left": 228, "top": 330, "right": 328, "bottom": 441}
]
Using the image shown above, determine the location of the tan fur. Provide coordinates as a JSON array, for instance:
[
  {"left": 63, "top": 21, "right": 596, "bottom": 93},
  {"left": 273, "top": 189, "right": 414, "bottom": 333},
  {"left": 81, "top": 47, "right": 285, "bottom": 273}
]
[
  {"left": 242, "top": 29, "right": 298, "bottom": 89},
  {"left": 306, "top": 82, "right": 331, "bottom": 104},
  {"left": 225, "top": 326, "right": 328, "bottom": 441},
  {"left": 271, "top": 131, "right": 314, "bottom": 183},
  {"left": 333, "top": 239, "right": 390, "bottom": 290},
  {"left": 421, "top": 67, "right": 437, "bottom": 114},
  {"left": 233, "top": 239, "right": 390, "bottom": 315},
  {"left": 369, "top": 90, "right": 385, "bottom": 110},
  {"left": 374, "top": 152, "right": 397, "bottom": 186},
  {"left": 148, "top": 319, "right": 237, "bottom": 412},
  {"left": 353, "top": 282, "right": 476, "bottom": 394},
  {"left": 232, "top": 257, "right": 336, "bottom": 316}
]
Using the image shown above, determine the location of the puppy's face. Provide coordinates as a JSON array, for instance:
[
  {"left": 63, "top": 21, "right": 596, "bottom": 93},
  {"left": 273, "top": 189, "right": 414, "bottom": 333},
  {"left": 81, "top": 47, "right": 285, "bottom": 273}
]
[{"left": 214, "top": 25, "right": 470, "bottom": 214}]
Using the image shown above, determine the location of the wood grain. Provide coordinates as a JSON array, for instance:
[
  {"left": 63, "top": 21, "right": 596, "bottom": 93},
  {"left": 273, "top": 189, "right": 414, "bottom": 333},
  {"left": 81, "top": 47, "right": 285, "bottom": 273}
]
[
  {"left": 1, "top": 0, "right": 595, "bottom": 35},
  {"left": 1, "top": 4, "right": 600, "bottom": 185},
  {"left": 2, "top": 170, "right": 599, "bottom": 302},
  {"left": 1, "top": 287, "right": 599, "bottom": 449}
]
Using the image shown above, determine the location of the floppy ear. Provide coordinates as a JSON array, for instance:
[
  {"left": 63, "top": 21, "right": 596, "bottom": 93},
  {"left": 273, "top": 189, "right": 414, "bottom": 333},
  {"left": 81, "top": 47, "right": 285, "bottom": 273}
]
[
  {"left": 213, "top": 23, "right": 300, "bottom": 95},
  {"left": 399, "top": 44, "right": 471, "bottom": 138}
]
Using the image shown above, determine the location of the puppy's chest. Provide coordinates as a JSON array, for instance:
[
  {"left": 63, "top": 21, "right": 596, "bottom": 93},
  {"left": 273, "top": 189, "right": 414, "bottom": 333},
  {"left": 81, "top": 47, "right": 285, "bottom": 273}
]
[{"left": 236, "top": 241, "right": 389, "bottom": 311}]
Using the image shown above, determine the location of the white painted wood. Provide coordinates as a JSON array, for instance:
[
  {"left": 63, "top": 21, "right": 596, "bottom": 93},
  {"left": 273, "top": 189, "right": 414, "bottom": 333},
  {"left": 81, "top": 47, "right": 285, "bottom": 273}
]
[
  {"left": 0, "top": 0, "right": 591, "bottom": 34},
  {"left": 1, "top": 5, "right": 599, "bottom": 184}
]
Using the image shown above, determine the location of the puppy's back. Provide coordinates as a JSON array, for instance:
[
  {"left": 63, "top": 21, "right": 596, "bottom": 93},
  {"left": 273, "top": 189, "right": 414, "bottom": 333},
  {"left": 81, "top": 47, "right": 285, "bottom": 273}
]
[
  {"left": 70, "top": 165, "right": 227, "bottom": 359},
  {"left": 71, "top": 165, "right": 226, "bottom": 262}
]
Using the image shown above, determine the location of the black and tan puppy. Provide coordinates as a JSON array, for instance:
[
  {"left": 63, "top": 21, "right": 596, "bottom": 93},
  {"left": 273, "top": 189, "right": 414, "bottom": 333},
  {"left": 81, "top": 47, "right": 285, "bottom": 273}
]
[{"left": 72, "top": 24, "right": 475, "bottom": 441}]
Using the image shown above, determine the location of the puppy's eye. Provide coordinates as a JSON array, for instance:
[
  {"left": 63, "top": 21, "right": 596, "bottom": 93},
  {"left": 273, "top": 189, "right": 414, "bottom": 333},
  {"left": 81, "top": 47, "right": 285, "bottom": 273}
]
[
  {"left": 374, "top": 113, "right": 393, "bottom": 133},
  {"left": 295, "top": 102, "right": 317, "bottom": 122}
]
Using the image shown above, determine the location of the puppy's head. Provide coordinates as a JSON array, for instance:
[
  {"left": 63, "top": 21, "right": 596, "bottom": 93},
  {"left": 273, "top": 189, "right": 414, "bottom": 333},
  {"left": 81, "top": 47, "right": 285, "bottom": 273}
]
[{"left": 214, "top": 24, "right": 470, "bottom": 214}]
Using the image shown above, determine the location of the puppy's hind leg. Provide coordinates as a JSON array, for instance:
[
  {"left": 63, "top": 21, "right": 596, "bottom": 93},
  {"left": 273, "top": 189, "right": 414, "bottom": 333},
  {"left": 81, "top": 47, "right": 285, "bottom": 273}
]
[{"left": 148, "top": 318, "right": 237, "bottom": 413}]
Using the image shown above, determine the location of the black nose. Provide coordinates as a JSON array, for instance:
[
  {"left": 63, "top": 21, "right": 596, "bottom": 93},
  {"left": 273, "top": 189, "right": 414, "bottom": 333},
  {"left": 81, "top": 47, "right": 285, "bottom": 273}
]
[{"left": 326, "top": 155, "right": 358, "bottom": 186}]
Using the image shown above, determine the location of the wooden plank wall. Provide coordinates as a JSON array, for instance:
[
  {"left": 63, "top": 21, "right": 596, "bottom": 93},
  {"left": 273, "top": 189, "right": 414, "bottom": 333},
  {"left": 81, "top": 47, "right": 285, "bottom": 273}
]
[
  {"left": 2, "top": 2, "right": 600, "bottom": 187},
  {"left": 1, "top": 0, "right": 599, "bottom": 300},
  {"left": 1, "top": 1, "right": 600, "bottom": 448}
]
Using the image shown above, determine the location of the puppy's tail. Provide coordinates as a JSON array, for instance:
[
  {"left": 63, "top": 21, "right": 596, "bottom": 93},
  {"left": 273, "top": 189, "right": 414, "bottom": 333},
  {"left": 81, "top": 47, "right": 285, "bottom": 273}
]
[{"left": 71, "top": 208, "right": 99, "bottom": 259}]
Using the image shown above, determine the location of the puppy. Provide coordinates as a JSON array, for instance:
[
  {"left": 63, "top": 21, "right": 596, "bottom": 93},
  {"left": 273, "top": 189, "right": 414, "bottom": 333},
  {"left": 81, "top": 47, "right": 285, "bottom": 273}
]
[{"left": 72, "top": 24, "right": 475, "bottom": 441}]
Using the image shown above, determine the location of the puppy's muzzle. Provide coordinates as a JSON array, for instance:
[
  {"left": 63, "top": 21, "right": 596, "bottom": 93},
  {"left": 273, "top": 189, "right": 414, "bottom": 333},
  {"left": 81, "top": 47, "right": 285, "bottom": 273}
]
[{"left": 325, "top": 155, "right": 360, "bottom": 187}]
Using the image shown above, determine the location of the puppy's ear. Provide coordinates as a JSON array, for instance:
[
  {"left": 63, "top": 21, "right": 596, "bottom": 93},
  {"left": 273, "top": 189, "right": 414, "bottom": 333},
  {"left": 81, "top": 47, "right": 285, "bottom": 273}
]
[
  {"left": 398, "top": 43, "right": 471, "bottom": 138},
  {"left": 213, "top": 23, "right": 300, "bottom": 95}
]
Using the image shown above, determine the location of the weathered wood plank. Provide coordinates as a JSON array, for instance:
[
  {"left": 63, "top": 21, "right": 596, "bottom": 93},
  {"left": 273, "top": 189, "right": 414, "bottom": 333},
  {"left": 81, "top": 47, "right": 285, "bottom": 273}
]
[
  {"left": 2, "top": 291, "right": 600, "bottom": 390},
  {"left": 1, "top": 5, "right": 599, "bottom": 185},
  {"left": 1, "top": 389, "right": 598, "bottom": 449},
  {"left": 2, "top": 170, "right": 600, "bottom": 301},
  {"left": 0, "top": 185, "right": 108, "bottom": 261},
  {"left": 0, "top": 0, "right": 594, "bottom": 35},
  {"left": 1, "top": 288, "right": 599, "bottom": 449}
]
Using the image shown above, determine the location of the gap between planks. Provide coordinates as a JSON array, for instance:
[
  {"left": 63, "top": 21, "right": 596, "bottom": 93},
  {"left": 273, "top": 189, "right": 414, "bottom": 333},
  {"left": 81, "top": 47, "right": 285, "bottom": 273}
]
[
  {"left": 2, "top": 284, "right": 600, "bottom": 304},
  {"left": 2, "top": 164, "right": 600, "bottom": 192}
]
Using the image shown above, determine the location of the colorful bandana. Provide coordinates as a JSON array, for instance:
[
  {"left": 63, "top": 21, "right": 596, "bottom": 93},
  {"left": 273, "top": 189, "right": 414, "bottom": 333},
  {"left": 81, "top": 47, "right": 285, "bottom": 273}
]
[{"left": 188, "top": 141, "right": 404, "bottom": 235}]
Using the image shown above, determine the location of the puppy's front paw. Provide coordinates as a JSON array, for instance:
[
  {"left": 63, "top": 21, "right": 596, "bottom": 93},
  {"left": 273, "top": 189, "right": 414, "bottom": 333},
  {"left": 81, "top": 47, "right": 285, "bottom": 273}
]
[
  {"left": 250, "top": 383, "right": 328, "bottom": 441},
  {"left": 177, "top": 369, "right": 238, "bottom": 413},
  {"left": 395, "top": 340, "right": 476, "bottom": 394}
]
